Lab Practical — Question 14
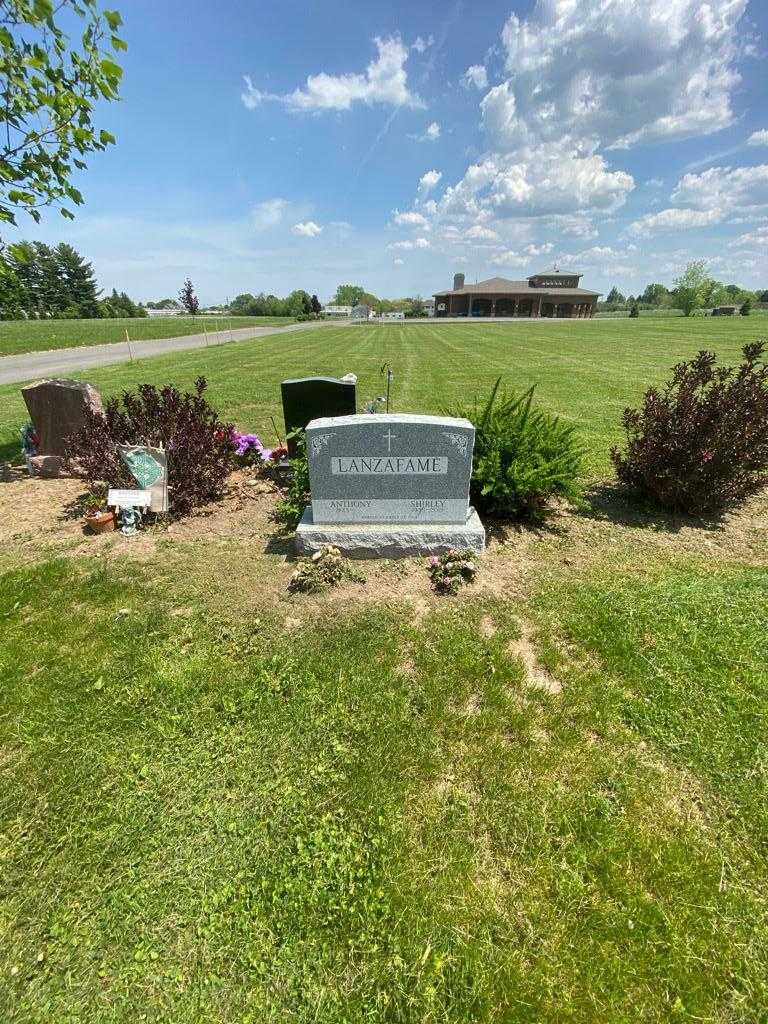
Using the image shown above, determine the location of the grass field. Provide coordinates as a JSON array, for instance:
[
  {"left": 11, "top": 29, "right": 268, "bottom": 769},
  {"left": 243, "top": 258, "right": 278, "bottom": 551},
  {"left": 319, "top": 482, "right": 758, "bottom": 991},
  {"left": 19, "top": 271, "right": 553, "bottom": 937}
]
[
  {"left": 0, "top": 316, "right": 296, "bottom": 357},
  {"left": 1, "top": 315, "right": 764, "bottom": 473},
  {"left": 1, "top": 317, "right": 767, "bottom": 1021}
]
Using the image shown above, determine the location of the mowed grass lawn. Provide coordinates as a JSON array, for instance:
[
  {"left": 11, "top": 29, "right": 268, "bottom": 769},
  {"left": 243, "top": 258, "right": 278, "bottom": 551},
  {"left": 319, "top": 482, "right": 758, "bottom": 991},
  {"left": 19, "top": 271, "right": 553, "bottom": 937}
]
[
  {"left": 0, "top": 315, "right": 296, "bottom": 357},
  {"left": 1, "top": 317, "right": 767, "bottom": 1022},
  {"left": 0, "top": 315, "right": 764, "bottom": 473}
]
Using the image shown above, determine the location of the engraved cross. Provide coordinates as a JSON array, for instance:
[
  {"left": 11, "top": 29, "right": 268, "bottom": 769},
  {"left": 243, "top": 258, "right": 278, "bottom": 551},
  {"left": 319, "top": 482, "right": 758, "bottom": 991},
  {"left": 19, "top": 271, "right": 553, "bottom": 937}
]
[{"left": 383, "top": 428, "right": 396, "bottom": 453}]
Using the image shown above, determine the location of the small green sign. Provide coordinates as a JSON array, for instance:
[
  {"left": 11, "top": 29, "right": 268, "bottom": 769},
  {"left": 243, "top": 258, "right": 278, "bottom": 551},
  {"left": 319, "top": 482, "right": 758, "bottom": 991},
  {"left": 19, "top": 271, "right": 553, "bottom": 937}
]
[{"left": 122, "top": 449, "right": 164, "bottom": 489}]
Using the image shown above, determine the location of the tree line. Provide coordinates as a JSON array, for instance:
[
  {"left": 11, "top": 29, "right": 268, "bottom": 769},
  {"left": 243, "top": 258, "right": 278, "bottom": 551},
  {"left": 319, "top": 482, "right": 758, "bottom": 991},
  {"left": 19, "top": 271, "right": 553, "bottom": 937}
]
[
  {"left": 228, "top": 290, "right": 323, "bottom": 319},
  {"left": 0, "top": 241, "right": 147, "bottom": 320},
  {"left": 602, "top": 263, "right": 766, "bottom": 316},
  {"left": 329, "top": 284, "right": 428, "bottom": 317}
]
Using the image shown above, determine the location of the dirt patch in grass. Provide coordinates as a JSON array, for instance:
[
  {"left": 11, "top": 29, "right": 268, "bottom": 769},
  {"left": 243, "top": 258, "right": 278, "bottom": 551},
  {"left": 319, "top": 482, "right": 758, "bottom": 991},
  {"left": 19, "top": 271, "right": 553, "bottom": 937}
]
[
  {"left": 508, "top": 620, "right": 563, "bottom": 695},
  {"left": 1, "top": 470, "right": 766, "bottom": 619}
]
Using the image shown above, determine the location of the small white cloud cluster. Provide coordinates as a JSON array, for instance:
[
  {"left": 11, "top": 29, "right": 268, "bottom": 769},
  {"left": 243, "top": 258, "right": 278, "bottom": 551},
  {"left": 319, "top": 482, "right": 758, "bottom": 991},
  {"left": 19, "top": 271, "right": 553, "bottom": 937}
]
[
  {"left": 292, "top": 221, "right": 322, "bottom": 237},
  {"left": 462, "top": 64, "right": 488, "bottom": 90},
  {"left": 242, "top": 37, "right": 424, "bottom": 112},
  {"left": 418, "top": 169, "right": 442, "bottom": 193},
  {"left": 748, "top": 130, "right": 768, "bottom": 147},
  {"left": 387, "top": 238, "right": 430, "bottom": 251}
]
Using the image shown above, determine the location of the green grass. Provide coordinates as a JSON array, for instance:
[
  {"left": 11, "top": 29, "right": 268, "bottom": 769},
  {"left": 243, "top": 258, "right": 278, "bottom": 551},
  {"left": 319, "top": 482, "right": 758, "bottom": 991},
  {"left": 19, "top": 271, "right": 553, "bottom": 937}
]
[
  {"left": 0, "top": 316, "right": 296, "bottom": 357},
  {"left": 1, "top": 316, "right": 767, "bottom": 1019},
  {"left": 1, "top": 552, "right": 766, "bottom": 1021},
  {"left": 1, "top": 315, "right": 764, "bottom": 474}
]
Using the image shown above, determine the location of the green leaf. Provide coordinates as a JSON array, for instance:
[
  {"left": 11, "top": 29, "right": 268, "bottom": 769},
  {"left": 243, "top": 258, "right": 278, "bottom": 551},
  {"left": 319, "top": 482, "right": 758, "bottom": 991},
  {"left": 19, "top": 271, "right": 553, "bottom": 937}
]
[
  {"left": 100, "top": 58, "right": 123, "bottom": 79},
  {"left": 104, "top": 9, "right": 123, "bottom": 30},
  {"left": 99, "top": 129, "right": 116, "bottom": 146},
  {"left": 111, "top": 35, "right": 128, "bottom": 52}
]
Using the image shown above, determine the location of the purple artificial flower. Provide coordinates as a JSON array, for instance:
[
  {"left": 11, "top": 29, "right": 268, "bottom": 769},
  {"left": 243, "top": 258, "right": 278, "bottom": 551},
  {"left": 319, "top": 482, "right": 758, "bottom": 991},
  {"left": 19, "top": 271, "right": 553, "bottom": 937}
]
[{"left": 232, "top": 431, "right": 266, "bottom": 458}]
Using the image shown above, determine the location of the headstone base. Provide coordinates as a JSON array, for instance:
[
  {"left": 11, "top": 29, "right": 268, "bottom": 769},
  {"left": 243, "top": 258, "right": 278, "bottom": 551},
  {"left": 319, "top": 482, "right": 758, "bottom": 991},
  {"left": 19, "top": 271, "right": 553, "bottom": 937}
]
[
  {"left": 29, "top": 454, "right": 65, "bottom": 478},
  {"left": 295, "top": 507, "right": 485, "bottom": 559}
]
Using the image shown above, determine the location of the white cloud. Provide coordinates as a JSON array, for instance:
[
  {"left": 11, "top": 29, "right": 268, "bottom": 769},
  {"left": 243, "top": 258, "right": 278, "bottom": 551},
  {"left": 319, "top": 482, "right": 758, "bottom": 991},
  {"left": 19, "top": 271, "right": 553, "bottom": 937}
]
[
  {"left": 292, "top": 221, "right": 322, "bottom": 237},
  {"left": 489, "top": 0, "right": 747, "bottom": 153},
  {"left": 425, "top": 121, "right": 441, "bottom": 140},
  {"left": 748, "top": 130, "right": 768, "bottom": 147},
  {"left": 393, "top": 210, "right": 430, "bottom": 229},
  {"left": 437, "top": 146, "right": 634, "bottom": 223},
  {"left": 465, "top": 225, "right": 499, "bottom": 241},
  {"left": 671, "top": 164, "right": 768, "bottom": 212},
  {"left": 412, "top": 35, "right": 434, "bottom": 54},
  {"left": 393, "top": 256, "right": 405, "bottom": 265},
  {"left": 418, "top": 169, "right": 442, "bottom": 192},
  {"left": 491, "top": 250, "right": 529, "bottom": 268},
  {"left": 252, "top": 198, "right": 290, "bottom": 230},
  {"left": 387, "top": 237, "right": 430, "bottom": 251},
  {"left": 463, "top": 64, "right": 488, "bottom": 90},
  {"left": 729, "top": 225, "right": 768, "bottom": 248},
  {"left": 242, "top": 37, "right": 424, "bottom": 113},
  {"left": 628, "top": 207, "right": 723, "bottom": 236}
]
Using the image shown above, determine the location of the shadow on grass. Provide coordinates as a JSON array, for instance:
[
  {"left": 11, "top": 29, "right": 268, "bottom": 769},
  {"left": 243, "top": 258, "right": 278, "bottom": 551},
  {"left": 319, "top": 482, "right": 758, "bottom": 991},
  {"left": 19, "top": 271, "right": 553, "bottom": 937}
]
[
  {"left": 264, "top": 532, "right": 297, "bottom": 558},
  {"left": 483, "top": 513, "right": 569, "bottom": 548},
  {"left": 0, "top": 437, "right": 20, "bottom": 465},
  {"left": 582, "top": 481, "right": 726, "bottom": 534}
]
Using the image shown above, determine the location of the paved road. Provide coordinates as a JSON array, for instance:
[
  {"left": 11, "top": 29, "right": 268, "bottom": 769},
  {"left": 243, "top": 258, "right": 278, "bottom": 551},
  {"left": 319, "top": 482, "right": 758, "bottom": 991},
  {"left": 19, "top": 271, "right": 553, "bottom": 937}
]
[{"left": 0, "top": 319, "right": 349, "bottom": 386}]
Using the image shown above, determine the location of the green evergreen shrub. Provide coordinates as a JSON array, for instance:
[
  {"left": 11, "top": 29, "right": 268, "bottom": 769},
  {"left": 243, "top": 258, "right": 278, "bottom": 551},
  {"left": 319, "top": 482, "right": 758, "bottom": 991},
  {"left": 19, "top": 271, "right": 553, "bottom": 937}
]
[{"left": 449, "top": 379, "right": 583, "bottom": 522}]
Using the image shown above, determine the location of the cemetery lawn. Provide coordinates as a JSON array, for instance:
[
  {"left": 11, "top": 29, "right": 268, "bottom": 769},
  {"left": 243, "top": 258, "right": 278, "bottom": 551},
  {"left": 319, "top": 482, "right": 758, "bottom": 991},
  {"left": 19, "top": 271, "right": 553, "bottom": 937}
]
[
  {"left": 0, "top": 316, "right": 296, "bottom": 357},
  {"left": 0, "top": 314, "right": 764, "bottom": 471},
  {"left": 1, "top": 316, "right": 767, "bottom": 1021}
]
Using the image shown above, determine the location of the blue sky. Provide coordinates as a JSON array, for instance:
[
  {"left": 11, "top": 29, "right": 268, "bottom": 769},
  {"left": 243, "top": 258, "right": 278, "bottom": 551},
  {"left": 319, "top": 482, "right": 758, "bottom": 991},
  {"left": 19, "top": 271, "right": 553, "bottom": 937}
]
[{"left": 8, "top": 0, "right": 768, "bottom": 304}]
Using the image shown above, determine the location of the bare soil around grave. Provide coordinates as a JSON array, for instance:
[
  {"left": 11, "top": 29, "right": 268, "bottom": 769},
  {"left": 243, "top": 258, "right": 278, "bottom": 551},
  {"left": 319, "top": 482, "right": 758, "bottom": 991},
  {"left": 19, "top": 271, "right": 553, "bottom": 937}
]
[{"left": 1, "top": 468, "right": 766, "bottom": 621}]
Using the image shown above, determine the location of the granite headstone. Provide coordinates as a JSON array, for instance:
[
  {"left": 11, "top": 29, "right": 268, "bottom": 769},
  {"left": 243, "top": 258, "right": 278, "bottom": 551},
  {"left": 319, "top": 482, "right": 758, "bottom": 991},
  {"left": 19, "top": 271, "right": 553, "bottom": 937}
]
[
  {"left": 296, "top": 413, "right": 485, "bottom": 557},
  {"left": 21, "top": 378, "right": 103, "bottom": 476},
  {"left": 281, "top": 376, "right": 356, "bottom": 457},
  {"left": 22, "top": 378, "right": 103, "bottom": 457}
]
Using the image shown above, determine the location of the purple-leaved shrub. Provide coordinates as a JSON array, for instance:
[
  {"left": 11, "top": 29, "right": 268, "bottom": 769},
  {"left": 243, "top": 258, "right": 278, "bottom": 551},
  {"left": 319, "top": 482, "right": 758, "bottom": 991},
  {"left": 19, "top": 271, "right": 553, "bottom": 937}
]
[
  {"left": 611, "top": 342, "right": 768, "bottom": 513},
  {"left": 65, "top": 377, "right": 235, "bottom": 518}
]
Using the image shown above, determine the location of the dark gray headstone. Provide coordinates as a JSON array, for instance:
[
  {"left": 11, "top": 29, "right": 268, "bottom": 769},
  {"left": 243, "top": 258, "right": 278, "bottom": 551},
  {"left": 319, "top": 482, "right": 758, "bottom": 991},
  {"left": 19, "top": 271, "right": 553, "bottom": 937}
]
[
  {"left": 22, "top": 378, "right": 103, "bottom": 457},
  {"left": 305, "top": 413, "right": 475, "bottom": 524},
  {"left": 281, "top": 377, "right": 356, "bottom": 456}
]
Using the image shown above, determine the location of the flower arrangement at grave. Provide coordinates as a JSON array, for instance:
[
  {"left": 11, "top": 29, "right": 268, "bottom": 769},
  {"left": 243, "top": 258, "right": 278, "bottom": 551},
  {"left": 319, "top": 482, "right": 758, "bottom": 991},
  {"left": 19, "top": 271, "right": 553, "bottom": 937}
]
[
  {"left": 65, "top": 377, "right": 235, "bottom": 519},
  {"left": 288, "top": 545, "right": 364, "bottom": 593},
  {"left": 231, "top": 430, "right": 288, "bottom": 468},
  {"left": 428, "top": 550, "right": 477, "bottom": 595}
]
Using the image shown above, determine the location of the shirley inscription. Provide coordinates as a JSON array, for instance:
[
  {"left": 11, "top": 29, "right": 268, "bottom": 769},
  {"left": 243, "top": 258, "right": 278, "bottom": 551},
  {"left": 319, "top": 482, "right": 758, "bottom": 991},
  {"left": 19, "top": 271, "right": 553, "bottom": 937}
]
[{"left": 306, "top": 413, "right": 475, "bottom": 525}]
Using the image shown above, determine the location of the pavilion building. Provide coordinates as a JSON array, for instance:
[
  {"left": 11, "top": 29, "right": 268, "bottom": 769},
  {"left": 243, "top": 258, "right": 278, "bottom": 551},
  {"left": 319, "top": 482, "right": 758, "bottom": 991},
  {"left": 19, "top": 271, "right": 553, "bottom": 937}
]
[{"left": 434, "top": 271, "right": 601, "bottom": 318}]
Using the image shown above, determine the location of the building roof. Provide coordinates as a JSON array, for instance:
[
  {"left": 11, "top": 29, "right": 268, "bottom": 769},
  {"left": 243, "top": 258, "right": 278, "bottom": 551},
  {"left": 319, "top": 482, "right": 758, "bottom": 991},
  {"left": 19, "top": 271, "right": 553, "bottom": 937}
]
[
  {"left": 434, "top": 276, "right": 601, "bottom": 298},
  {"left": 530, "top": 270, "right": 582, "bottom": 279}
]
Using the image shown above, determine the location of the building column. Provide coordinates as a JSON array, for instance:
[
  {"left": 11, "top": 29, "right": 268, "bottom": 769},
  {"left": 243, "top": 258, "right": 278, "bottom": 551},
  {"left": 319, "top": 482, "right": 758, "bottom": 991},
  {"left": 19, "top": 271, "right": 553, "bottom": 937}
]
[
  {"left": 468, "top": 296, "right": 473, "bottom": 317},
  {"left": 491, "top": 297, "right": 496, "bottom": 317}
]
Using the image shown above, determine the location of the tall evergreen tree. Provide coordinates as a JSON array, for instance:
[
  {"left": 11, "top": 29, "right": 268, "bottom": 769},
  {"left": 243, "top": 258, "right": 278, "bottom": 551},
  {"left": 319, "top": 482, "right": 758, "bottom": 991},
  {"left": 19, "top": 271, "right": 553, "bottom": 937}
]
[{"left": 54, "top": 243, "right": 99, "bottom": 316}]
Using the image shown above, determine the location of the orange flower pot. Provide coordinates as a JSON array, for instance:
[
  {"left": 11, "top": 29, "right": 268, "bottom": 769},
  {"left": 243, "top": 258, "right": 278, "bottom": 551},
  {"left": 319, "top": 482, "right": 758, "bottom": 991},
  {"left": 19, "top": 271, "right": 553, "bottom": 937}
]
[{"left": 84, "top": 510, "right": 116, "bottom": 534}]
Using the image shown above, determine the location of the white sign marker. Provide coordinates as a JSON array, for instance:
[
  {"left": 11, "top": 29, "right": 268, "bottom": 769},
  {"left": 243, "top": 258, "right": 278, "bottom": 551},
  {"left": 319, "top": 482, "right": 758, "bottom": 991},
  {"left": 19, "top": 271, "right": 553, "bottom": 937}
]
[{"left": 108, "top": 488, "right": 152, "bottom": 508}]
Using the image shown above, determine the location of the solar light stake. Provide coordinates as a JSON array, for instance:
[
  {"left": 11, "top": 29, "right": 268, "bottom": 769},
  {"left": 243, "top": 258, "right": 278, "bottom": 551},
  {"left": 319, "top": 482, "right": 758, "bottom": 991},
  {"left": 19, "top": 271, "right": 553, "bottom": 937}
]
[{"left": 381, "top": 363, "right": 393, "bottom": 412}]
